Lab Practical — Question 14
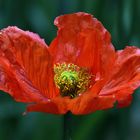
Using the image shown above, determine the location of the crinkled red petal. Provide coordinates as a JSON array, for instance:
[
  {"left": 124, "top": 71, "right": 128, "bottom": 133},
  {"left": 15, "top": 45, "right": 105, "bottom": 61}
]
[
  {"left": 99, "top": 46, "right": 140, "bottom": 107},
  {"left": 65, "top": 79, "right": 114, "bottom": 114},
  {"left": 0, "top": 54, "right": 47, "bottom": 103},
  {"left": 49, "top": 12, "right": 116, "bottom": 79},
  {"left": 0, "top": 27, "right": 57, "bottom": 103},
  {"left": 27, "top": 97, "right": 69, "bottom": 114},
  {"left": 69, "top": 93, "right": 115, "bottom": 115}
]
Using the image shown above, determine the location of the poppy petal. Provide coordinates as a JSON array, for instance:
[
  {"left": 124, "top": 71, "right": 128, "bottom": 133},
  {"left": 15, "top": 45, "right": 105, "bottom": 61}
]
[
  {"left": 0, "top": 27, "right": 56, "bottom": 99},
  {"left": 49, "top": 12, "right": 116, "bottom": 77},
  {"left": 69, "top": 93, "right": 115, "bottom": 115},
  {"left": 67, "top": 80, "right": 115, "bottom": 114},
  {"left": 0, "top": 56, "right": 47, "bottom": 103},
  {"left": 99, "top": 46, "right": 140, "bottom": 107},
  {"left": 27, "top": 97, "right": 69, "bottom": 114}
]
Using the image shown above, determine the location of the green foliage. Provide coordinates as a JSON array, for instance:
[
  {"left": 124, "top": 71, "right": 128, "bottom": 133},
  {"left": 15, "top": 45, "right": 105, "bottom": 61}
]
[{"left": 0, "top": 0, "right": 140, "bottom": 140}]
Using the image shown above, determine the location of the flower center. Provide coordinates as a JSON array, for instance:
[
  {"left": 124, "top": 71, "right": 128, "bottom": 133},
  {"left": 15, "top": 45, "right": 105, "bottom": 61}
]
[{"left": 54, "top": 63, "right": 92, "bottom": 98}]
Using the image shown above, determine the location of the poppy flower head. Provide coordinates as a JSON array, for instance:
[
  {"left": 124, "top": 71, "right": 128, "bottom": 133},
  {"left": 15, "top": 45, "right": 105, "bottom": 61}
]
[
  {"left": 54, "top": 63, "right": 92, "bottom": 98},
  {"left": 0, "top": 12, "right": 140, "bottom": 115}
]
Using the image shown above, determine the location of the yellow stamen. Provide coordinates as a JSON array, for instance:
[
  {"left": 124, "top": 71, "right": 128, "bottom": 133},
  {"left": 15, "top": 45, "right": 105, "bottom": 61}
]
[{"left": 54, "top": 63, "right": 92, "bottom": 98}]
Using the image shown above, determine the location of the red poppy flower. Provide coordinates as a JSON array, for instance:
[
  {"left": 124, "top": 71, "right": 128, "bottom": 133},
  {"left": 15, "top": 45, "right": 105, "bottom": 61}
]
[{"left": 0, "top": 12, "right": 140, "bottom": 115}]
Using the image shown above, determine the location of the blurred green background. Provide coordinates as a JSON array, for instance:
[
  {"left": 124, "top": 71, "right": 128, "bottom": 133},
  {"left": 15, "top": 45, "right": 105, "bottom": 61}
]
[{"left": 0, "top": 0, "right": 140, "bottom": 140}]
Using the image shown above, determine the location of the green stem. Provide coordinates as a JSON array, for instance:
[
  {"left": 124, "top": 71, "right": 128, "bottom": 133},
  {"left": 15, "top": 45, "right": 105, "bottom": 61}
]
[{"left": 63, "top": 112, "right": 72, "bottom": 140}]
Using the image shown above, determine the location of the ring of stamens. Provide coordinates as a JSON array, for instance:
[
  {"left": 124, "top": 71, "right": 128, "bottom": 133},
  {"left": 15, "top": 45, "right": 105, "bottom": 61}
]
[{"left": 54, "top": 63, "right": 92, "bottom": 98}]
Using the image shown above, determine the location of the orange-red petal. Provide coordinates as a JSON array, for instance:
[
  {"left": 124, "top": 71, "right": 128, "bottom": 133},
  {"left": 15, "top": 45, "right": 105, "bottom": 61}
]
[
  {"left": 0, "top": 27, "right": 57, "bottom": 98},
  {"left": 27, "top": 97, "right": 69, "bottom": 114},
  {"left": 68, "top": 93, "right": 115, "bottom": 115},
  {"left": 64, "top": 79, "right": 114, "bottom": 114},
  {"left": 99, "top": 46, "right": 140, "bottom": 107},
  {"left": 49, "top": 12, "right": 116, "bottom": 78},
  {"left": 0, "top": 54, "right": 47, "bottom": 103}
]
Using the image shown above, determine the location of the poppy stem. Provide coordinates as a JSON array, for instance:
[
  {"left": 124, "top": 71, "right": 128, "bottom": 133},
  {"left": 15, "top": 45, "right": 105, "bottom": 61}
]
[{"left": 63, "top": 112, "right": 72, "bottom": 140}]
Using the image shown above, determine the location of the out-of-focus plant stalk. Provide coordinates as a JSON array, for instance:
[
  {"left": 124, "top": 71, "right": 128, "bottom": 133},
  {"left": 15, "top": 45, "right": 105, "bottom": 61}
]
[{"left": 63, "top": 112, "right": 72, "bottom": 140}]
